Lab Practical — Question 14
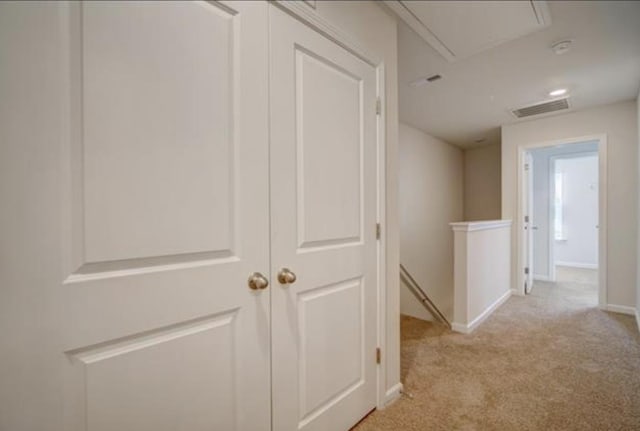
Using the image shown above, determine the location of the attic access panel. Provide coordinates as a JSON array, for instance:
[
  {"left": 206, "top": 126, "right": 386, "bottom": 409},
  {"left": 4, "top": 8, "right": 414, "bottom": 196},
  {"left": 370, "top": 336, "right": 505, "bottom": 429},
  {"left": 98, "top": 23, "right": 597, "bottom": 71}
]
[{"left": 386, "top": 0, "right": 551, "bottom": 62}]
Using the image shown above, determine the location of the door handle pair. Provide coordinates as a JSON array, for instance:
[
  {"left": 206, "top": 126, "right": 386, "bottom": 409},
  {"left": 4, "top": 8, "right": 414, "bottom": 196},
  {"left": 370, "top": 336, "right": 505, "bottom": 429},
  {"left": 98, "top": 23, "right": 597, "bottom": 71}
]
[{"left": 248, "top": 268, "right": 297, "bottom": 290}]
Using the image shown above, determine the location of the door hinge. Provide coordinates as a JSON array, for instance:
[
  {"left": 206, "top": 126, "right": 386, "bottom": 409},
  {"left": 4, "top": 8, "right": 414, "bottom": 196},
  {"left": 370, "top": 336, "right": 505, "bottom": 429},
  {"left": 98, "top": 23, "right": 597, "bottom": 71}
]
[
  {"left": 376, "top": 98, "right": 381, "bottom": 115},
  {"left": 376, "top": 223, "right": 381, "bottom": 240},
  {"left": 524, "top": 163, "right": 530, "bottom": 171},
  {"left": 524, "top": 215, "right": 529, "bottom": 223},
  {"left": 524, "top": 267, "right": 529, "bottom": 275},
  {"left": 376, "top": 347, "right": 381, "bottom": 364}
]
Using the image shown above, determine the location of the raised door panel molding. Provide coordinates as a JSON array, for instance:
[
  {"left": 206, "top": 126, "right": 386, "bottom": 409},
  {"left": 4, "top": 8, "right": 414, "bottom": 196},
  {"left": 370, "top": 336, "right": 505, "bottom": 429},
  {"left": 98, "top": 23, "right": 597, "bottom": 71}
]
[
  {"left": 297, "top": 278, "right": 364, "bottom": 426},
  {"left": 296, "top": 48, "right": 363, "bottom": 250},
  {"left": 79, "top": 1, "right": 238, "bottom": 266},
  {"left": 65, "top": 311, "right": 239, "bottom": 431}
]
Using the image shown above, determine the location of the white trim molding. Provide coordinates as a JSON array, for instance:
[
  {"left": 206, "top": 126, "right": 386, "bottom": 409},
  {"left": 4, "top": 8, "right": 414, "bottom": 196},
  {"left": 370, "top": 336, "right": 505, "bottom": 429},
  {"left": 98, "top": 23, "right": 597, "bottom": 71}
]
[
  {"left": 555, "top": 262, "right": 598, "bottom": 270},
  {"left": 450, "top": 219, "right": 512, "bottom": 232},
  {"left": 382, "top": 382, "right": 404, "bottom": 408},
  {"left": 636, "top": 309, "right": 640, "bottom": 333},
  {"left": 452, "top": 290, "right": 512, "bottom": 334},
  {"left": 605, "top": 304, "right": 636, "bottom": 316}
]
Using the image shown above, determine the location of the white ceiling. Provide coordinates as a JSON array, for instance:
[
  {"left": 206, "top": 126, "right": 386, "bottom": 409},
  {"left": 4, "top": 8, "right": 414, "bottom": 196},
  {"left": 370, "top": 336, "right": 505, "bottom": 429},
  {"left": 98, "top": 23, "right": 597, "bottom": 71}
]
[
  {"left": 395, "top": 1, "right": 640, "bottom": 149},
  {"left": 388, "top": 0, "right": 550, "bottom": 62}
]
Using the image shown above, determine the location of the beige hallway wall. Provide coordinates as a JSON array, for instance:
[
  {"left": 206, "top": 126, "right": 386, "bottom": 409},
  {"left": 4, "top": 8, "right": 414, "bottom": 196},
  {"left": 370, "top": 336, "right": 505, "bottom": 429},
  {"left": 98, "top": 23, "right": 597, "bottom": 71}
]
[
  {"left": 399, "top": 123, "right": 464, "bottom": 321},
  {"left": 464, "top": 143, "right": 501, "bottom": 221}
]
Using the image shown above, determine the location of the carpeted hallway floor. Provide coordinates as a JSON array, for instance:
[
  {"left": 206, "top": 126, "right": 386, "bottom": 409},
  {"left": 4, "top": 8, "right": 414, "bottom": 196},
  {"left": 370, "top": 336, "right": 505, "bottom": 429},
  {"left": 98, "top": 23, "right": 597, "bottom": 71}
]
[{"left": 355, "top": 279, "right": 640, "bottom": 430}]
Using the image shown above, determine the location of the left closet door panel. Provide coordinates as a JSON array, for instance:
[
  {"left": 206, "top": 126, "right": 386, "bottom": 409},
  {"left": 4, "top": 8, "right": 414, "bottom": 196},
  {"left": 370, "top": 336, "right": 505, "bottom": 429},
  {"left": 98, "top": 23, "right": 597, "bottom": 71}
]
[{"left": 59, "top": 2, "right": 271, "bottom": 430}]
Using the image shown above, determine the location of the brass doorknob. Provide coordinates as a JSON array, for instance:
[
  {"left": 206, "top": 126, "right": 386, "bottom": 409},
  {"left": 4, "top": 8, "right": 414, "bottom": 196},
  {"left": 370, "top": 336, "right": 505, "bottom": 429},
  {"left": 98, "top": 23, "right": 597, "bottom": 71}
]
[
  {"left": 277, "top": 268, "right": 297, "bottom": 285},
  {"left": 248, "top": 272, "right": 269, "bottom": 290}
]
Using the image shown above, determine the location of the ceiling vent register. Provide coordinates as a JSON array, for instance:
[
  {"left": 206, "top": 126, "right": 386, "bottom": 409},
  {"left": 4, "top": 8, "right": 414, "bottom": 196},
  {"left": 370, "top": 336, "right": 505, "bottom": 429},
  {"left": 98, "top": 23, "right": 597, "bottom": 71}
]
[{"left": 511, "top": 98, "right": 570, "bottom": 118}]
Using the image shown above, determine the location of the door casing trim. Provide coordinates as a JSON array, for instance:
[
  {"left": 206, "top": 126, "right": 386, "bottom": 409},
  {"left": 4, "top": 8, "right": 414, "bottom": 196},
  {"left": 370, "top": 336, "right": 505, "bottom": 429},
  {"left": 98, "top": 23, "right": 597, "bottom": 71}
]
[{"left": 516, "top": 134, "right": 607, "bottom": 309}]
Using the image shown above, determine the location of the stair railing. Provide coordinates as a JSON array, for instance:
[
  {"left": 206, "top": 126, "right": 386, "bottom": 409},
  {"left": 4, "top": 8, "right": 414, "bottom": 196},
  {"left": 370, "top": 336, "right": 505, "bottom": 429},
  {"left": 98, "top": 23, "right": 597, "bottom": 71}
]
[{"left": 400, "top": 263, "right": 451, "bottom": 329}]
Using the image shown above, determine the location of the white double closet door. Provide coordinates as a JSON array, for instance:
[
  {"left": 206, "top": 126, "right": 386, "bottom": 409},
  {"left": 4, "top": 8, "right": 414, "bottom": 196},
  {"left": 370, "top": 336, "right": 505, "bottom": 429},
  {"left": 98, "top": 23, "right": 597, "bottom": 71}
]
[{"left": 14, "top": 1, "right": 378, "bottom": 431}]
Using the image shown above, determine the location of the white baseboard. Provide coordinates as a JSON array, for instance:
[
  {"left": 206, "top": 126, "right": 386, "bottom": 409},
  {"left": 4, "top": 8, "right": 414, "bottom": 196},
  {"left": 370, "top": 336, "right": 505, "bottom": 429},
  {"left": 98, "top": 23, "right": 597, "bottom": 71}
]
[
  {"left": 605, "top": 304, "right": 636, "bottom": 316},
  {"left": 452, "top": 290, "right": 512, "bottom": 334},
  {"left": 636, "top": 309, "right": 640, "bottom": 334},
  {"left": 382, "top": 382, "right": 403, "bottom": 408},
  {"left": 451, "top": 322, "right": 467, "bottom": 333},
  {"left": 556, "top": 262, "right": 598, "bottom": 270},
  {"left": 511, "top": 288, "right": 524, "bottom": 297}
]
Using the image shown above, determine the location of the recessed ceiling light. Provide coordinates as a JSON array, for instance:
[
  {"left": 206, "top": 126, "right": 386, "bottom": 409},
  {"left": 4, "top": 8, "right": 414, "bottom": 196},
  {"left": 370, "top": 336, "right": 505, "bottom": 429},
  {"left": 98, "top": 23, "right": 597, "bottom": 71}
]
[{"left": 549, "top": 88, "right": 567, "bottom": 97}]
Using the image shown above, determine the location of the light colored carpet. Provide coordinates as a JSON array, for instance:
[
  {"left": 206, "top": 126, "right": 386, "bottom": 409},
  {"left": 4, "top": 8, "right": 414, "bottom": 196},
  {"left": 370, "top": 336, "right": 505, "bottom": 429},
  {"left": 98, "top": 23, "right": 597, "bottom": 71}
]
[
  {"left": 554, "top": 266, "right": 599, "bottom": 286},
  {"left": 355, "top": 282, "right": 640, "bottom": 430},
  {"left": 532, "top": 266, "right": 598, "bottom": 308}
]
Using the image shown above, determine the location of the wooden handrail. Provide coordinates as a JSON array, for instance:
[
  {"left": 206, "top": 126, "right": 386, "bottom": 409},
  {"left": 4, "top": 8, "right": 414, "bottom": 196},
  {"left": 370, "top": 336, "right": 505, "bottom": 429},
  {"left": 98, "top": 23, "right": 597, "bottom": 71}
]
[{"left": 400, "top": 264, "right": 451, "bottom": 328}]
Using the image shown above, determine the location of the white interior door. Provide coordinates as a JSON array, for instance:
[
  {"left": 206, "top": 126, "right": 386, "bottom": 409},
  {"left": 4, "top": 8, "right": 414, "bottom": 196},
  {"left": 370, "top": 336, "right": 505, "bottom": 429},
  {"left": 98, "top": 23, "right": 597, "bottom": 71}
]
[
  {"left": 524, "top": 152, "right": 534, "bottom": 293},
  {"left": 269, "top": 6, "right": 379, "bottom": 431},
  {"left": 15, "top": 2, "right": 271, "bottom": 430}
]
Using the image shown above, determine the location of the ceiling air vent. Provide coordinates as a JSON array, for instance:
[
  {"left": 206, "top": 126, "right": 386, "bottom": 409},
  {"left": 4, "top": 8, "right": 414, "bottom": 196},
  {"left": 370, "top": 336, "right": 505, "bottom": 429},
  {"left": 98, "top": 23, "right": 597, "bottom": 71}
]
[
  {"left": 511, "top": 98, "right": 570, "bottom": 118},
  {"left": 409, "top": 74, "right": 442, "bottom": 87}
]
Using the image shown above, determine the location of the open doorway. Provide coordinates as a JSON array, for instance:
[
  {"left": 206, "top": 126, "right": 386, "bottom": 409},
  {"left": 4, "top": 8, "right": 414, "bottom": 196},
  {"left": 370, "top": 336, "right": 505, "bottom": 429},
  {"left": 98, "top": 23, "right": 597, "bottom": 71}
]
[{"left": 520, "top": 137, "right": 606, "bottom": 307}]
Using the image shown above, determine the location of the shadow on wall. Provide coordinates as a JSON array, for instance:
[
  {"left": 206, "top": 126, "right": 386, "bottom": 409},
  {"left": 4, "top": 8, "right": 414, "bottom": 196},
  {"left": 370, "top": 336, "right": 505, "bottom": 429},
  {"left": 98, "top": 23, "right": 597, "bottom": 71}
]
[{"left": 398, "top": 123, "right": 464, "bottom": 322}]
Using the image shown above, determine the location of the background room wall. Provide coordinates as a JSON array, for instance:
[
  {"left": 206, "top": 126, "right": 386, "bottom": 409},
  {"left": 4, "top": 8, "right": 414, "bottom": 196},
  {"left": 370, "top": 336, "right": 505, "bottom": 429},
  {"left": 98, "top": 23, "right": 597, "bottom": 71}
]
[
  {"left": 399, "top": 123, "right": 464, "bottom": 321},
  {"left": 464, "top": 143, "right": 502, "bottom": 221},
  {"left": 529, "top": 142, "right": 598, "bottom": 279},
  {"left": 502, "top": 100, "right": 638, "bottom": 310},
  {"left": 554, "top": 154, "right": 599, "bottom": 268}
]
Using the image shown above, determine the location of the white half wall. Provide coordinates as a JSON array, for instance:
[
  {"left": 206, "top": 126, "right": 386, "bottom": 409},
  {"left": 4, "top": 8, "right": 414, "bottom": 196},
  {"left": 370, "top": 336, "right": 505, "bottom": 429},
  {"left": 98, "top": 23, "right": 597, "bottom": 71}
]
[
  {"left": 399, "top": 123, "right": 463, "bottom": 322},
  {"left": 502, "top": 100, "right": 638, "bottom": 308},
  {"left": 464, "top": 143, "right": 502, "bottom": 221},
  {"left": 450, "top": 220, "right": 512, "bottom": 333}
]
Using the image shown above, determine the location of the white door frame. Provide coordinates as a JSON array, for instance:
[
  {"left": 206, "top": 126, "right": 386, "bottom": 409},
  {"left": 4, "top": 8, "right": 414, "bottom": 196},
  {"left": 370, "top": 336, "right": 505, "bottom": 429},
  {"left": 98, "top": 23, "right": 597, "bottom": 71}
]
[
  {"left": 548, "top": 154, "right": 557, "bottom": 282},
  {"left": 516, "top": 134, "right": 607, "bottom": 308},
  {"left": 524, "top": 152, "right": 534, "bottom": 293},
  {"left": 272, "top": 1, "right": 389, "bottom": 409}
]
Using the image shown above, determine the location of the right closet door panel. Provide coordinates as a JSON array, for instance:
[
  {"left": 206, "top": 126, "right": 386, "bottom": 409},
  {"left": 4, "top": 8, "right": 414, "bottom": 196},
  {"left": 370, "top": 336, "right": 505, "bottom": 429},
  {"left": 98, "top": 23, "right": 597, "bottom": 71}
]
[{"left": 269, "top": 6, "right": 379, "bottom": 431}]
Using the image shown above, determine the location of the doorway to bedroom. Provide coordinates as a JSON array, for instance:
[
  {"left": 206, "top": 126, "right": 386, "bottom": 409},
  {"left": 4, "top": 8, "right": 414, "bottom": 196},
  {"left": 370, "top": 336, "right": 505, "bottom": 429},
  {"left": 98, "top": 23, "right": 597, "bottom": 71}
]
[{"left": 523, "top": 139, "right": 602, "bottom": 307}]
